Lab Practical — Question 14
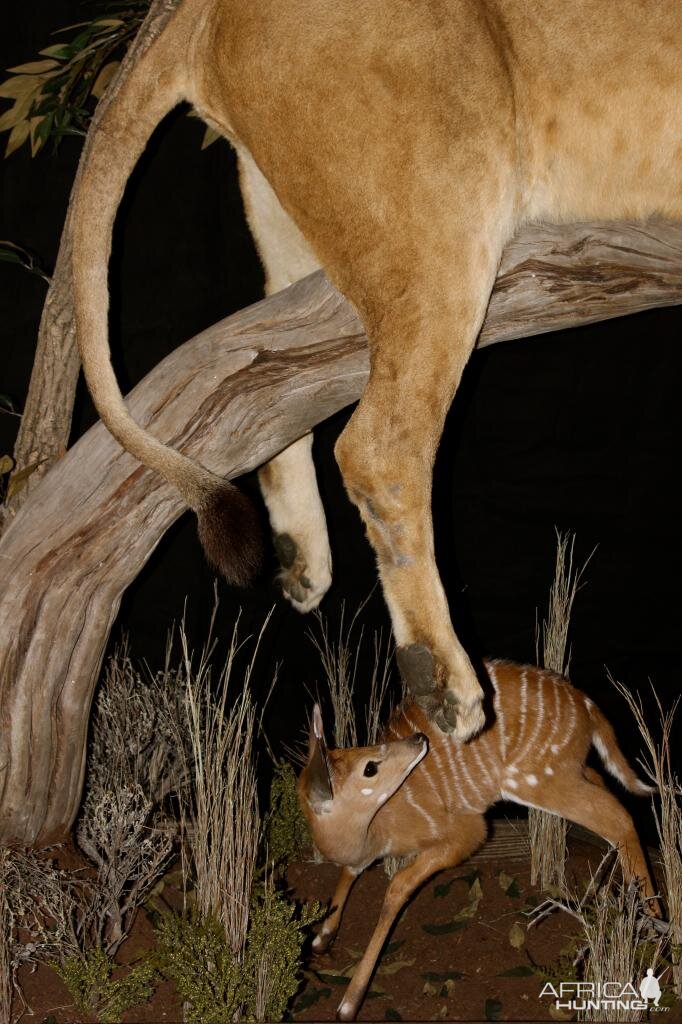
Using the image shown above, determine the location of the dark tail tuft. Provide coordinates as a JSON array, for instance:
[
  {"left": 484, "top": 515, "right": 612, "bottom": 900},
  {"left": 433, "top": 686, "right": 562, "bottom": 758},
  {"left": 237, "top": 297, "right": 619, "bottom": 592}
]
[{"left": 196, "top": 481, "right": 264, "bottom": 587}]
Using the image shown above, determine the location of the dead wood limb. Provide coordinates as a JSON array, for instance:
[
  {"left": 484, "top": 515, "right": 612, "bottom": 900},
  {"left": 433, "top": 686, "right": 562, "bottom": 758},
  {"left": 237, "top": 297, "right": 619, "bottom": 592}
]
[{"left": 0, "top": 218, "right": 680, "bottom": 845}]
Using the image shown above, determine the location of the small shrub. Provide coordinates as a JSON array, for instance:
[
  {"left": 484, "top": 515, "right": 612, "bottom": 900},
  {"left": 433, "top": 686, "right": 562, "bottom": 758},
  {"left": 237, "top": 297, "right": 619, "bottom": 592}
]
[
  {"left": 155, "top": 889, "right": 322, "bottom": 1022},
  {"left": 244, "top": 882, "right": 322, "bottom": 1021},
  {"left": 155, "top": 911, "right": 244, "bottom": 1023},
  {"left": 55, "top": 948, "right": 157, "bottom": 1024},
  {"left": 265, "top": 761, "right": 311, "bottom": 869}
]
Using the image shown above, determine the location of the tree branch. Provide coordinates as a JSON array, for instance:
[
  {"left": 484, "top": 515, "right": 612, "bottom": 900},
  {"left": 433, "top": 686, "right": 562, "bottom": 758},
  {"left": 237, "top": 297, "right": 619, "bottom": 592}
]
[{"left": 0, "top": 219, "right": 680, "bottom": 845}]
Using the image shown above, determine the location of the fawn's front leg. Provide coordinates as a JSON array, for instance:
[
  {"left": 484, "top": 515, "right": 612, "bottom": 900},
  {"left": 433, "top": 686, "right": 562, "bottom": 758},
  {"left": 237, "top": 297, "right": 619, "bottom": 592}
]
[
  {"left": 312, "top": 865, "right": 359, "bottom": 954},
  {"left": 336, "top": 816, "right": 486, "bottom": 1021}
]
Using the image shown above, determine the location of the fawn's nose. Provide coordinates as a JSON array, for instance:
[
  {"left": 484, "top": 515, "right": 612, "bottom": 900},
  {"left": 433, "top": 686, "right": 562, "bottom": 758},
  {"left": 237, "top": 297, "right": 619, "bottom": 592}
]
[{"left": 411, "top": 732, "right": 428, "bottom": 745}]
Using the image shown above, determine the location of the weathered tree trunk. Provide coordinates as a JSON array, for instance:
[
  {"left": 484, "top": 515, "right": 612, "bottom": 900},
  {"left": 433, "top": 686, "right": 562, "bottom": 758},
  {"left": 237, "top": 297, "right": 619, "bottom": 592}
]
[
  {"left": 1, "top": 219, "right": 681, "bottom": 845},
  {"left": 1, "top": 0, "right": 180, "bottom": 530}
]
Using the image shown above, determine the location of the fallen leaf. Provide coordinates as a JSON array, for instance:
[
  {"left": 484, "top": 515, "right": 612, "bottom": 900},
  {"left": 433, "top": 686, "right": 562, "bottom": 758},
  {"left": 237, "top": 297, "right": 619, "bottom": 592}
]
[
  {"left": 315, "top": 972, "right": 352, "bottom": 986},
  {"left": 422, "top": 919, "right": 468, "bottom": 935},
  {"left": 498, "top": 870, "right": 514, "bottom": 890},
  {"left": 0, "top": 455, "right": 13, "bottom": 475},
  {"left": 421, "top": 971, "right": 465, "bottom": 983},
  {"left": 498, "top": 965, "right": 535, "bottom": 977},
  {"left": 508, "top": 921, "right": 526, "bottom": 949},
  {"left": 293, "top": 985, "right": 332, "bottom": 1012},
  {"left": 377, "top": 957, "right": 415, "bottom": 976},
  {"left": 422, "top": 981, "right": 438, "bottom": 996},
  {"left": 440, "top": 978, "right": 457, "bottom": 998},
  {"left": 485, "top": 997, "right": 503, "bottom": 1021},
  {"left": 385, "top": 939, "right": 405, "bottom": 955},
  {"left": 384, "top": 1010, "right": 403, "bottom": 1021},
  {"left": 437, "top": 1005, "right": 448, "bottom": 1019},
  {"left": 549, "top": 1004, "right": 574, "bottom": 1021}
]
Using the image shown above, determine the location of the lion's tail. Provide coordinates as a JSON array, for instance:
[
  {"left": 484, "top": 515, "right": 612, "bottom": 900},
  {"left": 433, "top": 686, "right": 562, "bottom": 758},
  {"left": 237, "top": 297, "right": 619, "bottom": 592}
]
[{"left": 71, "top": 0, "right": 262, "bottom": 586}]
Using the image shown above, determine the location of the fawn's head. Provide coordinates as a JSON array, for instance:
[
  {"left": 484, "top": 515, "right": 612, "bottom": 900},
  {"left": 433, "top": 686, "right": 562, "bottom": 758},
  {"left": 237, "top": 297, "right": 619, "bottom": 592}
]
[{"left": 298, "top": 704, "right": 428, "bottom": 866}]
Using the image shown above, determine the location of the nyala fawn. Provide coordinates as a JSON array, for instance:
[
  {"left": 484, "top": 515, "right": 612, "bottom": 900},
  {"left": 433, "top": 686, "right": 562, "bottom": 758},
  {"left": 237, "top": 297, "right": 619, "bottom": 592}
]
[{"left": 299, "top": 659, "right": 657, "bottom": 1021}]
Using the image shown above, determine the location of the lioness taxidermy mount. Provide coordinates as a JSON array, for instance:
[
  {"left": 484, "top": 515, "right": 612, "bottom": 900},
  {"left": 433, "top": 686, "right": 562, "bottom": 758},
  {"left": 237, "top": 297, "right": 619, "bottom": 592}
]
[{"left": 71, "top": 0, "right": 682, "bottom": 740}]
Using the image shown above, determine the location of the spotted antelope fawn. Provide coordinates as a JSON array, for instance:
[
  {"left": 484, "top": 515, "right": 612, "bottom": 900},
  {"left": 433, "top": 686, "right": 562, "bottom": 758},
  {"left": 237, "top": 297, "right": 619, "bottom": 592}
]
[{"left": 299, "top": 659, "right": 657, "bottom": 1022}]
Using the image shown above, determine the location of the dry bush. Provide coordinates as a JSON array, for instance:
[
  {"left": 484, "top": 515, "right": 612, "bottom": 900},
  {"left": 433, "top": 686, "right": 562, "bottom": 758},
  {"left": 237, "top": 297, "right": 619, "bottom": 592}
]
[
  {"left": 611, "top": 675, "right": 682, "bottom": 997},
  {"left": 530, "top": 530, "right": 594, "bottom": 890},
  {"left": 1, "top": 849, "right": 15, "bottom": 1021}
]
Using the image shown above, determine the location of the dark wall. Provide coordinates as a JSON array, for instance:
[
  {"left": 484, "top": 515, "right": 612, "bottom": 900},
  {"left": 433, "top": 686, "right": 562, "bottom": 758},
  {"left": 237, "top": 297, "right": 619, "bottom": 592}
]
[{"left": 2, "top": 4, "right": 680, "bottom": 777}]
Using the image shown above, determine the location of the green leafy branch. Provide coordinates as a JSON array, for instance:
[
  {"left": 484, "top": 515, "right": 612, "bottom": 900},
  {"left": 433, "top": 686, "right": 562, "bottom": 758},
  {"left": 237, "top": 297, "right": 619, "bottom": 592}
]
[{"left": 0, "top": 1, "right": 150, "bottom": 157}]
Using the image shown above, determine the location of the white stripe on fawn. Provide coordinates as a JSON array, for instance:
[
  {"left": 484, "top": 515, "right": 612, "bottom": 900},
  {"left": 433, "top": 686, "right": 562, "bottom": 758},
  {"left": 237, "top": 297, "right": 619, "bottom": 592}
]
[
  {"left": 516, "top": 667, "right": 530, "bottom": 755},
  {"left": 517, "top": 672, "right": 545, "bottom": 765},
  {"left": 402, "top": 780, "right": 439, "bottom": 838},
  {"left": 542, "top": 675, "right": 562, "bottom": 760},
  {"left": 554, "top": 685, "right": 577, "bottom": 754},
  {"left": 488, "top": 661, "right": 507, "bottom": 761},
  {"left": 441, "top": 733, "right": 474, "bottom": 810},
  {"left": 455, "top": 742, "right": 485, "bottom": 809}
]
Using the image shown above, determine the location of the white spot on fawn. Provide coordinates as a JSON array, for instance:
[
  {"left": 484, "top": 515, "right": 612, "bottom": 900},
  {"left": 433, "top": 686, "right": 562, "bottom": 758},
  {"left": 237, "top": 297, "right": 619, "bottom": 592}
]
[
  {"left": 504, "top": 777, "right": 519, "bottom": 789},
  {"left": 544, "top": 765, "right": 554, "bottom": 775},
  {"left": 525, "top": 774, "right": 538, "bottom": 786},
  {"left": 551, "top": 744, "right": 559, "bottom": 754},
  {"left": 377, "top": 792, "right": 389, "bottom": 804},
  {"left": 361, "top": 787, "right": 374, "bottom": 796},
  {"left": 507, "top": 765, "right": 519, "bottom": 774}
]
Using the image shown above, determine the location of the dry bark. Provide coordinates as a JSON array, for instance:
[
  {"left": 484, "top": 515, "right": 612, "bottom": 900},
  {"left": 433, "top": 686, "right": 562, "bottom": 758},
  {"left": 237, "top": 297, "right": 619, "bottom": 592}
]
[
  {"left": 0, "top": 219, "right": 680, "bottom": 845},
  {"left": 1, "top": 0, "right": 180, "bottom": 530}
]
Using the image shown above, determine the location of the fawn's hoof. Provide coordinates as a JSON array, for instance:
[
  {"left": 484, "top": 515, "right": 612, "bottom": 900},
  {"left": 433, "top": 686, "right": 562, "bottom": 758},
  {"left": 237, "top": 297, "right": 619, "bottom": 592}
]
[
  {"left": 273, "top": 532, "right": 331, "bottom": 613},
  {"left": 336, "top": 998, "right": 358, "bottom": 1021},
  {"left": 311, "top": 929, "right": 335, "bottom": 954},
  {"left": 396, "top": 643, "right": 484, "bottom": 739}
]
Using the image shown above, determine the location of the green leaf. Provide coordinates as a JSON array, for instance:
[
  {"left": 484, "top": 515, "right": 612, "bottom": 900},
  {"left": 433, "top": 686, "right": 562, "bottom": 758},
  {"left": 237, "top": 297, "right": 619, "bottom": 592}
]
[
  {"left": 39, "top": 44, "right": 72, "bottom": 59},
  {"left": 422, "top": 920, "right": 468, "bottom": 935},
  {"left": 384, "top": 939, "right": 405, "bottom": 955},
  {"left": 497, "top": 965, "right": 535, "bottom": 977},
  {"left": 385, "top": 1010, "right": 403, "bottom": 1021},
  {"left": 485, "top": 997, "right": 503, "bottom": 1020}
]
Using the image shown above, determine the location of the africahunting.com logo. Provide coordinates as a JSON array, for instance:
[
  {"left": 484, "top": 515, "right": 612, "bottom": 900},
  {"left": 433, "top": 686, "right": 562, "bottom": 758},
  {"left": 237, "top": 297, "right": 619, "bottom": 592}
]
[{"left": 539, "top": 971, "right": 669, "bottom": 1013}]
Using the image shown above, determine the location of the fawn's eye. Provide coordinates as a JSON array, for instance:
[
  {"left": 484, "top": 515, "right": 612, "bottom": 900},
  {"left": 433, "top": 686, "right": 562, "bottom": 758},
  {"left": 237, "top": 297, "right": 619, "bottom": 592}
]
[{"left": 363, "top": 761, "right": 379, "bottom": 777}]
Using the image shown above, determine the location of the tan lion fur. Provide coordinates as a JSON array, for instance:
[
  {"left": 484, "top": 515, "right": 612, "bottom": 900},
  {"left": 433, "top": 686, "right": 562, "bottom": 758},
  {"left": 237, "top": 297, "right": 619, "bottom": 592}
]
[{"left": 71, "top": 0, "right": 682, "bottom": 738}]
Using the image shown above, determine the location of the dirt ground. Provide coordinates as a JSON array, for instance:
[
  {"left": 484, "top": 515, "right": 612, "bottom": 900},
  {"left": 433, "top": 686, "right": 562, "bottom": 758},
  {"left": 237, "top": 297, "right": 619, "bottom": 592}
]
[{"left": 15, "top": 826, "right": 681, "bottom": 1023}]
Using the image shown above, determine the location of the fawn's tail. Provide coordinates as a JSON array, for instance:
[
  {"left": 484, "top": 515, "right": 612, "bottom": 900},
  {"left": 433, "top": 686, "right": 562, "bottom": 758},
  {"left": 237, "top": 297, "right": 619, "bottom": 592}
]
[{"left": 589, "top": 704, "right": 655, "bottom": 795}]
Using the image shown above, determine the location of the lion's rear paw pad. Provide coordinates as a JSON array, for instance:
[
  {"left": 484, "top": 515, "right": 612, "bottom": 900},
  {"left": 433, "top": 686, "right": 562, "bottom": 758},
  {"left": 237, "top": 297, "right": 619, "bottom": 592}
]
[{"left": 273, "top": 532, "right": 329, "bottom": 612}]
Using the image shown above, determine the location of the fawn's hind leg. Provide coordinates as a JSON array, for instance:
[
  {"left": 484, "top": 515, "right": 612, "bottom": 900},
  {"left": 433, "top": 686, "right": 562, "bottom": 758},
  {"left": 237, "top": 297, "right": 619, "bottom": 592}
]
[
  {"left": 537, "top": 779, "right": 659, "bottom": 914},
  {"left": 239, "top": 150, "right": 332, "bottom": 611}
]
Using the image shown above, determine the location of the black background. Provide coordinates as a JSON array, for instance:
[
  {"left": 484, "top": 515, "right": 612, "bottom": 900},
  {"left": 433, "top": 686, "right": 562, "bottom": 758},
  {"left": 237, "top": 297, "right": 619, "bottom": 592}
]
[{"left": 2, "top": 3, "right": 681, "bottom": 800}]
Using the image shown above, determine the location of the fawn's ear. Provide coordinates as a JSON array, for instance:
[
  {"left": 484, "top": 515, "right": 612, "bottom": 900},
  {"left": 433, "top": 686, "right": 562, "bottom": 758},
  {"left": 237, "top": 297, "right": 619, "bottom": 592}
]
[{"left": 307, "top": 703, "right": 333, "bottom": 807}]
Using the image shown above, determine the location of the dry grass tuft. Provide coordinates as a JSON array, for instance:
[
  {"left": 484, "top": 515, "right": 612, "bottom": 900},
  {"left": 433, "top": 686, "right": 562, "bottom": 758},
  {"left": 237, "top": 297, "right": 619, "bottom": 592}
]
[
  {"left": 0, "top": 850, "right": 13, "bottom": 1023},
  {"left": 175, "top": 613, "right": 265, "bottom": 956},
  {"left": 530, "top": 852, "right": 665, "bottom": 1022},
  {"left": 530, "top": 530, "right": 594, "bottom": 890},
  {"left": 610, "top": 674, "right": 682, "bottom": 996}
]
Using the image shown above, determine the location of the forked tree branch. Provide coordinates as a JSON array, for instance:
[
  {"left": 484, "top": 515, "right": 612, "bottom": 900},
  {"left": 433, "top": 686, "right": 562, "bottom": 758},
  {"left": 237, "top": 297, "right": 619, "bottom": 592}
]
[{"left": 0, "top": 220, "right": 681, "bottom": 845}]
